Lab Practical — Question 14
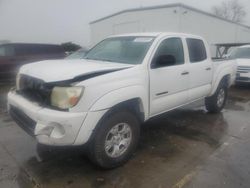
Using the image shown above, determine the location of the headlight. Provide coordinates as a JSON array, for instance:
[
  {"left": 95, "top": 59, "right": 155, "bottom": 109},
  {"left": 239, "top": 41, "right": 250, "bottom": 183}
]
[{"left": 51, "top": 87, "right": 84, "bottom": 110}]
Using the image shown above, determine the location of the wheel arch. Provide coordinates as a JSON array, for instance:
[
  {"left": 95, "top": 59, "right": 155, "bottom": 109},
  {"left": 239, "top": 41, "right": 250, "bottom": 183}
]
[
  {"left": 210, "top": 73, "right": 231, "bottom": 96},
  {"left": 105, "top": 98, "right": 145, "bottom": 123},
  {"left": 89, "top": 85, "right": 148, "bottom": 120},
  {"left": 86, "top": 98, "right": 144, "bottom": 146}
]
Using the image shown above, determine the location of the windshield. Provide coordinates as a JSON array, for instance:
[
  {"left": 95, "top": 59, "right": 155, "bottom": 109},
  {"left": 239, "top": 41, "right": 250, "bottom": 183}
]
[
  {"left": 85, "top": 36, "right": 154, "bottom": 64},
  {"left": 230, "top": 47, "right": 250, "bottom": 59}
]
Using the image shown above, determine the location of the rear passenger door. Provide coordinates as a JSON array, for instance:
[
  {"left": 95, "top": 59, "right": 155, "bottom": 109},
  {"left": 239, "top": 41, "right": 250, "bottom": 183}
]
[
  {"left": 186, "top": 38, "right": 213, "bottom": 101},
  {"left": 149, "top": 37, "right": 189, "bottom": 117}
]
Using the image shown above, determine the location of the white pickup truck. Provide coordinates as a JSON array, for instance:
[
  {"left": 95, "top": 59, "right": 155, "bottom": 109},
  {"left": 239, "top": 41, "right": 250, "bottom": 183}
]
[{"left": 8, "top": 33, "right": 236, "bottom": 168}]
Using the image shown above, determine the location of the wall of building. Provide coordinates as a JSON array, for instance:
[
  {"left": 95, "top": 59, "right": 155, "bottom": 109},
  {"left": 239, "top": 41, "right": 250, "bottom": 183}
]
[
  {"left": 90, "top": 6, "right": 181, "bottom": 45},
  {"left": 90, "top": 5, "right": 250, "bottom": 56}
]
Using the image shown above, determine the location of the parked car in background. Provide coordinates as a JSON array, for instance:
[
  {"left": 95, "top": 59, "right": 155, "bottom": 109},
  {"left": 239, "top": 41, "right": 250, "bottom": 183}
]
[
  {"left": 8, "top": 33, "right": 236, "bottom": 168},
  {"left": 65, "top": 48, "right": 87, "bottom": 59},
  {"left": 229, "top": 45, "right": 250, "bottom": 83},
  {"left": 0, "top": 43, "right": 66, "bottom": 82}
]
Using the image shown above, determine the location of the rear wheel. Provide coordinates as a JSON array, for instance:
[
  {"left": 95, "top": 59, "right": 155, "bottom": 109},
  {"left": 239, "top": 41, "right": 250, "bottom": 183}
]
[
  {"left": 88, "top": 111, "right": 140, "bottom": 169},
  {"left": 205, "top": 83, "right": 228, "bottom": 113}
]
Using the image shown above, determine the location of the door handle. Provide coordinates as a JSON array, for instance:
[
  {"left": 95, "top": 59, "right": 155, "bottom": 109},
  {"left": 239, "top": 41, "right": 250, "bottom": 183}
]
[
  {"left": 206, "top": 67, "right": 211, "bottom": 71},
  {"left": 181, "top": 71, "right": 189, "bottom": 75},
  {"left": 156, "top": 91, "right": 169, "bottom": 96}
]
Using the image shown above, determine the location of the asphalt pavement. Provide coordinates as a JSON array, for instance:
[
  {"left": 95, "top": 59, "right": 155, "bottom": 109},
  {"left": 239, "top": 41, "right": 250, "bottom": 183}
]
[{"left": 0, "top": 84, "right": 249, "bottom": 188}]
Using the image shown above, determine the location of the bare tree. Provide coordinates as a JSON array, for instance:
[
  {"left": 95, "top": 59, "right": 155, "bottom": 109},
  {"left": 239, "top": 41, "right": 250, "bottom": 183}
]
[{"left": 212, "top": 0, "right": 246, "bottom": 23}]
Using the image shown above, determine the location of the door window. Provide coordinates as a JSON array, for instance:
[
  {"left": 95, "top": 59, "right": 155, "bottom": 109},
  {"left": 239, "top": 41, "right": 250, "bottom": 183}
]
[{"left": 152, "top": 38, "right": 184, "bottom": 68}]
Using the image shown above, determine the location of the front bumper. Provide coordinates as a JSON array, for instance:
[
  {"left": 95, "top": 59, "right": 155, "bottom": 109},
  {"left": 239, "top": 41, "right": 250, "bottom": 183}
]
[
  {"left": 8, "top": 90, "right": 87, "bottom": 146},
  {"left": 236, "top": 72, "right": 250, "bottom": 83}
]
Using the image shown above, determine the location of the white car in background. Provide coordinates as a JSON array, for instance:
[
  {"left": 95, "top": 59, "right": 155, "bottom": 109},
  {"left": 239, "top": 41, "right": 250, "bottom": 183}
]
[{"left": 229, "top": 45, "right": 250, "bottom": 83}]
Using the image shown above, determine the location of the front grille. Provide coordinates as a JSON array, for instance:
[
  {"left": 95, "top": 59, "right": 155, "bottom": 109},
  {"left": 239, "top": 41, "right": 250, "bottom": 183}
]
[
  {"left": 17, "top": 75, "right": 52, "bottom": 105},
  {"left": 237, "top": 66, "right": 250, "bottom": 73},
  {"left": 236, "top": 77, "right": 250, "bottom": 81},
  {"left": 9, "top": 105, "right": 36, "bottom": 136}
]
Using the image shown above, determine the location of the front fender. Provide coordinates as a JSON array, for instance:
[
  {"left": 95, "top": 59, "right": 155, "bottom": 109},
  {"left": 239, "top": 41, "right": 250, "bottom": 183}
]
[{"left": 89, "top": 85, "right": 149, "bottom": 119}]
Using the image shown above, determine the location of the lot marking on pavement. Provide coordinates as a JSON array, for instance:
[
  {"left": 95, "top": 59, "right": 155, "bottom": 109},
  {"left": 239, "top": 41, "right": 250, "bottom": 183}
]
[{"left": 172, "top": 171, "right": 197, "bottom": 188}]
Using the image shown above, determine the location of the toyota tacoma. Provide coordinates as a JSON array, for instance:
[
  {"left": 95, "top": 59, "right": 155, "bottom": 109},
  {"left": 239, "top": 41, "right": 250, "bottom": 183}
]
[{"left": 8, "top": 33, "right": 237, "bottom": 168}]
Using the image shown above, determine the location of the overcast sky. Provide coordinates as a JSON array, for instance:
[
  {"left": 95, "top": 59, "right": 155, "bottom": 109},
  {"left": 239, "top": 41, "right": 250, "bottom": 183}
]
[{"left": 0, "top": 0, "right": 250, "bottom": 47}]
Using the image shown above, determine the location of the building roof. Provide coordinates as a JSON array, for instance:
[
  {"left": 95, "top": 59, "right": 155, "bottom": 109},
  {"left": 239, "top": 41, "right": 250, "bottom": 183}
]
[{"left": 90, "top": 3, "right": 250, "bottom": 29}]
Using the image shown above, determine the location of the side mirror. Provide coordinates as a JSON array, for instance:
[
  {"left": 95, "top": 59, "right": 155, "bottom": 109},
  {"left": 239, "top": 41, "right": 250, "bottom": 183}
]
[
  {"left": 152, "top": 55, "right": 176, "bottom": 68},
  {"left": 223, "top": 54, "right": 230, "bottom": 59}
]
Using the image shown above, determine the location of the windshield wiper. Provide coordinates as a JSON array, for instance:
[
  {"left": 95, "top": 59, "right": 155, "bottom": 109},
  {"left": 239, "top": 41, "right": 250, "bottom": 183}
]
[
  {"left": 102, "top": 59, "right": 115, "bottom": 62},
  {"left": 85, "top": 57, "right": 115, "bottom": 63}
]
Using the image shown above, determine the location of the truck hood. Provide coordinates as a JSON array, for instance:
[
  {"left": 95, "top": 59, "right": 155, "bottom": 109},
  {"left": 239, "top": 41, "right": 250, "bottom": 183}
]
[
  {"left": 20, "top": 59, "right": 133, "bottom": 83},
  {"left": 236, "top": 59, "right": 250, "bottom": 67}
]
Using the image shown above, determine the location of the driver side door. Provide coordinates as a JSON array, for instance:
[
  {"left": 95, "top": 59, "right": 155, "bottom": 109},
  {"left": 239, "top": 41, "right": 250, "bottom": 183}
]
[{"left": 149, "top": 37, "right": 189, "bottom": 117}]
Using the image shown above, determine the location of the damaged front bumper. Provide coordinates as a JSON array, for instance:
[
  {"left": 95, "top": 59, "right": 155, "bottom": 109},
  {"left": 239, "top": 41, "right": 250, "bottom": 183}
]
[{"left": 8, "top": 90, "right": 87, "bottom": 146}]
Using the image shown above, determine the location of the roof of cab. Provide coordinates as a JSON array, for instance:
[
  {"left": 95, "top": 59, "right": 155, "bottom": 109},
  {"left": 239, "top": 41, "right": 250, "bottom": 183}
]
[
  {"left": 108, "top": 32, "right": 204, "bottom": 39},
  {"left": 239, "top": 45, "right": 250, "bottom": 48}
]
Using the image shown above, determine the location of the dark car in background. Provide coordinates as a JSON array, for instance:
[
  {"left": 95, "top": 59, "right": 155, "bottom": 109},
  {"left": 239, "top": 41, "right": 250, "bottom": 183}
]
[{"left": 0, "top": 43, "right": 66, "bottom": 82}]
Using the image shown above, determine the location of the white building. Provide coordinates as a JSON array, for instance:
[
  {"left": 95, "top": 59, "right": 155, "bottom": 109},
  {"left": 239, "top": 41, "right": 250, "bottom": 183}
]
[{"left": 90, "top": 3, "right": 250, "bottom": 57}]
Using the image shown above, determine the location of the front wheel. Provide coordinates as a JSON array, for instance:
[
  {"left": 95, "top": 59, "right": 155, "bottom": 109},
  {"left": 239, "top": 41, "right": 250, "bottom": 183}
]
[
  {"left": 87, "top": 111, "right": 140, "bottom": 169},
  {"left": 205, "top": 84, "right": 228, "bottom": 113}
]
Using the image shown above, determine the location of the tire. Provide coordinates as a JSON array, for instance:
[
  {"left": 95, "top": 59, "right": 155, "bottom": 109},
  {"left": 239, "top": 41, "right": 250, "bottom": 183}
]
[
  {"left": 205, "top": 82, "right": 228, "bottom": 113},
  {"left": 87, "top": 111, "right": 140, "bottom": 169}
]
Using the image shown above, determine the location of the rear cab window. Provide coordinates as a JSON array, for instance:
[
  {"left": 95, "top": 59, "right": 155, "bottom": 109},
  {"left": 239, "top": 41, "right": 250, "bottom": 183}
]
[{"left": 186, "top": 38, "right": 207, "bottom": 63}]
